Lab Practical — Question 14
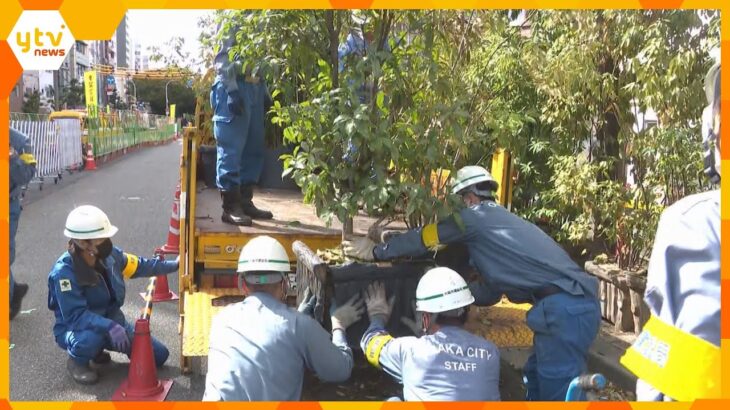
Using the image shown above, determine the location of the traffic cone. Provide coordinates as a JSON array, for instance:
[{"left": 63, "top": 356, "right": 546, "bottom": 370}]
[
  {"left": 84, "top": 143, "right": 97, "bottom": 171},
  {"left": 156, "top": 183, "right": 181, "bottom": 255},
  {"left": 111, "top": 319, "right": 173, "bottom": 401},
  {"left": 140, "top": 255, "right": 179, "bottom": 302}
]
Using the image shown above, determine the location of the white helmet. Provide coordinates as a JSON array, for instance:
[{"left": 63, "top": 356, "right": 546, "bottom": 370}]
[
  {"left": 64, "top": 205, "right": 118, "bottom": 240},
  {"left": 237, "top": 236, "right": 291, "bottom": 284},
  {"left": 415, "top": 267, "right": 475, "bottom": 313},
  {"left": 451, "top": 165, "right": 499, "bottom": 195},
  {"left": 702, "top": 62, "right": 720, "bottom": 184}
]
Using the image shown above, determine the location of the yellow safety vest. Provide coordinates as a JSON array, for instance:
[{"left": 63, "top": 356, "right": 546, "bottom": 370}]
[{"left": 620, "top": 315, "right": 721, "bottom": 401}]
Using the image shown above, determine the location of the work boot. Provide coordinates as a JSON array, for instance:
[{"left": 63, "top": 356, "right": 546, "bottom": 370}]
[
  {"left": 9, "top": 283, "right": 29, "bottom": 320},
  {"left": 240, "top": 185, "right": 273, "bottom": 220},
  {"left": 220, "top": 189, "right": 252, "bottom": 226},
  {"left": 67, "top": 357, "right": 99, "bottom": 385},
  {"left": 91, "top": 350, "right": 111, "bottom": 365}
]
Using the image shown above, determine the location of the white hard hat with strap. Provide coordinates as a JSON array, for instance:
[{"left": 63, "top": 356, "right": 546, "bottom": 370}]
[
  {"left": 237, "top": 235, "right": 291, "bottom": 284},
  {"left": 416, "top": 267, "right": 475, "bottom": 313},
  {"left": 451, "top": 165, "right": 499, "bottom": 196},
  {"left": 64, "top": 205, "right": 118, "bottom": 240}
]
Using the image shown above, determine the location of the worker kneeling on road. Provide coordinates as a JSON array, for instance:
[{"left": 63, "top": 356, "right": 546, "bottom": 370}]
[
  {"left": 47, "top": 205, "right": 178, "bottom": 385},
  {"left": 203, "top": 235, "right": 364, "bottom": 401},
  {"left": 345, "top": 165, "right": 600, "bottom": 401},
  {"left": 361, "top": 268, "right": 500, "bottom": 401}
]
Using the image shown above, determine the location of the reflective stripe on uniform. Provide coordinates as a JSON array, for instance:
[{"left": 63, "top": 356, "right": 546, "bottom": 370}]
[
  {"left": 365, "top": 333, "right": 394, "bottom": 368},
  {"left": 421, "top": 224, "right": 440, "bottom": 249},
  {"left": 122, "top": 253, "right": 140, "bottom": 279},
  {"left": 620, "top": 315, "right": 720, "bottom": 401}
]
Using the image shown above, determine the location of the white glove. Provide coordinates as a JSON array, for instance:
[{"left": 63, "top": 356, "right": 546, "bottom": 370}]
[
  {"left": 364, "top": 281, "right": 395, "bottom": 321},
  {"left": 342, "top": 237, "right": 377, "bottom": 261},
  {"left": 330, "top": 293, "right": 365, "bottom": 331}
]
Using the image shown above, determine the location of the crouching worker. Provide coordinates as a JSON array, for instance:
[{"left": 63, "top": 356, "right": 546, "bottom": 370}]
[
  {"left": 47, "top": 205, "right": 179, "bottom": 385},
  {"left": 203, "top": 235, "right": 365, "bottom": 401},
  {"left": 361, "top": 268, "right": 501, "bottom": 401}
]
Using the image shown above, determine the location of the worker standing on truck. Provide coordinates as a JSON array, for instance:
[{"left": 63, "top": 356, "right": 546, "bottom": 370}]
[
  {"left": 9, "top": 128, "right": 37, "bottom": 320},
  {"left": 210, "top": 20, "right": 274, "bottom": 226},
  {"left": 47, "top": 205, "right": 178, "bottom": 385},
  {"left": 344, "top": 165, "right": 600, "bottom": 401},
  {"left": 361, "top": 269, "right": 500, "bottom": 401},
  {"left": 620, "top": 62, "right": 721, "bottom": 401},
  {"left": 203, "top": 235, "right": 365, "bottom": 401}
]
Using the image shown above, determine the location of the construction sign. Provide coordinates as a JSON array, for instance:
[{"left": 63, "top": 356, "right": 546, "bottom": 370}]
[
  {"left": 169, "top": 104, "right": 176, "bottom": 123},
  {"left": 83, "top": 70, "right": 98, "bottom": 117}
]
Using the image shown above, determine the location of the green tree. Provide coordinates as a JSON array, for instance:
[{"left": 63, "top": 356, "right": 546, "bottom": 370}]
[
  {"left": 517, "top": 10, "right": 717, "bottom": 268},
  {"left": 22, "top": 90, "right": 40, "bottom": 114},
  {"left": 210, "top": 10, "right": 718, "bottom": 267},
  {"left": 135, "top": 78, "right": 196, "bottom": 116},
  {"left": 61, "top": 78, "right": 85, "bottom": 109}
]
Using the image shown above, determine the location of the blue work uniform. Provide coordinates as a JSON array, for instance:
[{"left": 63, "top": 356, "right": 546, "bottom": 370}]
[
  {"left": 210, "top": 29, "right": 273, "bottom": 191},
  {"left": 203, "top": 292, "right": 354, "bottom": 401},
  {"left": 373, "top": 199, "right": 600, "bottom": 401},
  {"left": 626, "top": 191, "right": 720, "bottom": 401},
  {"left": 47, "top": 247, "right": 178, "bottom": 366},
  {"left": 337, "top": 30, "right": 391, "bottom": 163},
  {"left": 361, "top": 315, "right": 500, "bottom": 401},
  {"left": 9, "top": 128, "right": 36, "bottom": 301}
]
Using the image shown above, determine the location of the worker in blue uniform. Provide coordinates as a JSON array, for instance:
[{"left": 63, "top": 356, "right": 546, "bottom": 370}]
[
  {"left": 211, "top": 22, "right": 274, "bottom": 226},
  {"left": 9, "top": 128, "right": 36, "bottom": 320},
  {"left": 361, "top": 269, "right": 501, "bottom": 401},
  {"left": 337, "top": 12, "right": 391, "bottom": 164},
  {"left": 344, "top": 165, "right": 600, "bottom": 401},
  {"left": 47, "top": 205, "right": 178, "bottom": 385},
  {"left": 621, "top": 62, "right": 722, "bottom": 401},
  {"left": 204, "top": 235, "right": 365, "bottom": 401}
]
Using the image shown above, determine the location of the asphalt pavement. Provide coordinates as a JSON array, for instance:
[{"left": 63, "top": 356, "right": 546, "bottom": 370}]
[{"left": 10, "top": 140, "right": 207, "bottom": 401}]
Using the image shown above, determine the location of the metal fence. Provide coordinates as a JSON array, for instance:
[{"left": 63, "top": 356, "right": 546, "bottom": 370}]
[
  {"left": 9, "top": 113, "right": 82, "bottom": 180},
  {"left": 86, "top": 111, "right": 174, "bottom": 157},
  {"left": 9, "top": 110, "right": 175, "bottom": 190}
]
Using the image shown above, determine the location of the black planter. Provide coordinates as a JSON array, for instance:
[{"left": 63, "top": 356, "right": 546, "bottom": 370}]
[
  {"left": 199, "top": 145, "right": 218, "bottom": 189},
  {"left": 258, "top": 146, "right": 298, "bottom": 190},
  {"left": 330, "top": 262, "right": 431, "bottom": 346}
]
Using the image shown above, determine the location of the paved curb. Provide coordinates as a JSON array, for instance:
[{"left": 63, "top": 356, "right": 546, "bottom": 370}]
[{"left": 587, "top": 328, "right": 637, "bottom": 392}]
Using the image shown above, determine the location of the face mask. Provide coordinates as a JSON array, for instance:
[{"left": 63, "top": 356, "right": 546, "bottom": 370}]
[{"left": 95, "top": 239, "right": 113, "bottom": 259}]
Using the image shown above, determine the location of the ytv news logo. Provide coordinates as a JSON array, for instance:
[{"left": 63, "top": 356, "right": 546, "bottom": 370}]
[{"left": 9, "top": 11, "right": 75, "bottom": 70}]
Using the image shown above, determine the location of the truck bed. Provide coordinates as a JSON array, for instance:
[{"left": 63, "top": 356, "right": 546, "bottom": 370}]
[
  {"left": 182, "top": 186, "right": 405, "bottom": 360},
  {"left": 194, "top": 187, "right": 398, "bottom": 236}
]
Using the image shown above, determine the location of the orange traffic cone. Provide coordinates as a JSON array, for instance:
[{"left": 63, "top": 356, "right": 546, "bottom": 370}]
[
  {"left": 84, "top": 143, "right": 97, "bottom": 171},
  {"left": 111, "top": 319, "right": 173, "bottom": 401},
  {"left": 156, "top": 183, "right": 181, "bottom": 255},
  {"left": 140, "top": 255, "right": 179, "bottom": 302}
]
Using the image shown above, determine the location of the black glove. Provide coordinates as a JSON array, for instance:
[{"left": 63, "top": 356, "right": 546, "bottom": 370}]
[{"left": 227, "top": 90, "right": 244, "bottom": 116}]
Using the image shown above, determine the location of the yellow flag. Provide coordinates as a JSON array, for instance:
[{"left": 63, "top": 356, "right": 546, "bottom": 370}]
[
  {"left": 84, "top": 71, "right": 98, "bottom": 116},
  {"left": 169, "top": 104, "right": 176, "bottom": 123}
]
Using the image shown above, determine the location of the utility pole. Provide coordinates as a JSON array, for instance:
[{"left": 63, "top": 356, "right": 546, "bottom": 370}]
[{"left": 165, "top": 80, "right": 174, "bottom": 116}]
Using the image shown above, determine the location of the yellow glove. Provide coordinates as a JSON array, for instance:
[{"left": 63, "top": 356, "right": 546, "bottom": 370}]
[{"left": 19, "top": 153, "right": 37, "bottom": 166}]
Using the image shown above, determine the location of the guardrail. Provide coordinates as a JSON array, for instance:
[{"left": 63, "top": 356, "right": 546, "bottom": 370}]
[{"left": 9, "top": 110, "right": 176, "bottom": 191}]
